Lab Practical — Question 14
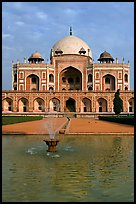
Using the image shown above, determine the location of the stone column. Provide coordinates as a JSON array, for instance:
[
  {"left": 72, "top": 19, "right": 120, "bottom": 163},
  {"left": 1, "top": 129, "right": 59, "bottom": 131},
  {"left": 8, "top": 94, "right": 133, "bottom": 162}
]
[{"left": 13, "top": 94, "right": 18, "bottom": 112}]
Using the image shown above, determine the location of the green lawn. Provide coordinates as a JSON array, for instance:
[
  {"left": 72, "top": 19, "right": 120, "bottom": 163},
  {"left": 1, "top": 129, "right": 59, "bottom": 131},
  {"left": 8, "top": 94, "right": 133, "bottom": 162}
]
[
  {"left": 2, "top": 116, "right": 43, "bottom": 126},
  {"left": 98, "top": 115, "right": 134, "bottom": 125}
]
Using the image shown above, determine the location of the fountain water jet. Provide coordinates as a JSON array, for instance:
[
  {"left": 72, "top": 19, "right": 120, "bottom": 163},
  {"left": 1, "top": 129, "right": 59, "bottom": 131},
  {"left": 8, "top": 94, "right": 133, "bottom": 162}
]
[{"left": 43, "top": 115, "right": 59, "bottom": 152}]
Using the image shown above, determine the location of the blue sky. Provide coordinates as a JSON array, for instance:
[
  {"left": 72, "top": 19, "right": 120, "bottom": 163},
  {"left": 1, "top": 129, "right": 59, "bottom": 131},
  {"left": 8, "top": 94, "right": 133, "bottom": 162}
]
[{"left": 2, "top": 2, "right": 134, "bottom": 90}]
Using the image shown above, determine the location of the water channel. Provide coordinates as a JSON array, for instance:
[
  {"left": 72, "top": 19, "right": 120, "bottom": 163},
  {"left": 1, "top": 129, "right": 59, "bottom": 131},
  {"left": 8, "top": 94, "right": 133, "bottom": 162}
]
[{"left": 2, "top": 134, "right": 134, "bottom": 202}]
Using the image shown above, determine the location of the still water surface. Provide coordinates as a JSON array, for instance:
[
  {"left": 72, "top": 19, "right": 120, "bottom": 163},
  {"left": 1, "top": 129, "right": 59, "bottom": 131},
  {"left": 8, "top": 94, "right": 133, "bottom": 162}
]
[{"left": 2, "top": 135, "right": 134, "bottom": 202}]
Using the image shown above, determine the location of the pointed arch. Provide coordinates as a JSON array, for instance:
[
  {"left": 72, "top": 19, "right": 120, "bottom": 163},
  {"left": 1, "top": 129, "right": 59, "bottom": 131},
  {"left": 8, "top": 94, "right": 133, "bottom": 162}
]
[
  {"left": 128, "top": 97, "right": 134, "bottom": 112},
  {"left": 26, "top": 74, "right": 39, "bottom": 91},
  {"left": 59, "top": 66, "right": 82, "bottom": 91},
  {"left": 2, "top": 97, "right": 13, "bottom": 112},
  {"left": 49, "top": 74, "right": 54, "bottom": 83},
  {"left": 66, "top": 97, "right": 76, "bottom": 112},
  {"left": 33, "top": 97, "right": 45, "bottom": 112},
  {"left": 18, "top": 97, "right": 29, "bottom": 112},
  {"left": 49, "top": 97, "right": 60, "bottom": 112},
  {"left": 102, "top": 74, "right": 115, "bottom": 91},
  {"left": 96, "top": 97, "right": 107, "bottom": 112},
  {"left": 81, "top": 97, "right": 92, "bottom": 112}
]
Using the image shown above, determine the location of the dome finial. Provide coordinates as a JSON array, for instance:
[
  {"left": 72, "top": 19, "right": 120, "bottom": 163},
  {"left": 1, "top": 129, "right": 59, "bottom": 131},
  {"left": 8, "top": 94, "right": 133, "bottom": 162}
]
[{"left": 70, "top": 26, "right": 72, "bottom": 35}]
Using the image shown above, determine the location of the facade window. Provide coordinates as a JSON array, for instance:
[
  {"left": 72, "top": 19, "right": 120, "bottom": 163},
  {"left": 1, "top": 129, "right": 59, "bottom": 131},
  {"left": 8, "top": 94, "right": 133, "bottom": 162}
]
[
  {"left": 105, "top": 77, "right": 110, "bottom": 84},
  {"left": 119, "top": 73, "right": 122, "bottom": 79},
  {"left": 32, "top": 88, "right": 36, "bottom": 91},
  {"left": 43, "top": 72, "right": 46, "bottom": 79},
  {"left": 105, "top": 88, "right": 110, "bottom": 91},
  {"left": 32, "top": 77, "right": 37, "bottom": 83},
  {"left": 124, "top": 74, "right": 128, "bottom": 82},
  {"left": 20, "top": 72, "right": 23, "bottom": 79},
  {"left": 88, "top": 86, "right": 93, "bottom": 90},
  {"left": 129, "top": 101, "right": 133, "bottom": 112},
  {"left": 76, "top": 77, "right": 80, "bottom": 83},
  {"left": 49, "top": 87, "right": 54, "bottom": 90},
  {"left": 99, "top": 102, "right": 102, "bottom": 106},
  {"left": 96, "top": 72, "right": 99, "bottom": 79},
  {"left": 23, "top": 106, "right": 27, "bottom": 112},
  {"left": 49, "top": 74, "right": 54, "bottom": 83},
  {"left": 43, "top": 85, "right": 45, "bottom": 91},
  {"left": 88, "top": 74, "right": 92, "bottom": 82},
  {"left": 68, "top": 78, "right": 74, "bottom": 84},
  {"left": 62, "top": 77, "right": 66, "bottom": 83},
  {"left": 99, "top": 101, "right": 103, "bottom": 112},
  {"left": 38, "top": 102, "right": 42, "bottom": 110},
  {"left": 14, "top": 73, "right": 17, "bottom": 82},
  {"left": 129, "top": 102, "right": 132, "bottom": 112},
  {"left": 20, "top": 85, "right": 23, "bottom": 90},
  {"left": 125, "top": 86, "right": 128, "bottom": 90},
  {"left": 8, "top": 102, "right": 12, "bottom": 111},
  {"left": 96, "top": 85, "right": 99, "bottom": 91}
]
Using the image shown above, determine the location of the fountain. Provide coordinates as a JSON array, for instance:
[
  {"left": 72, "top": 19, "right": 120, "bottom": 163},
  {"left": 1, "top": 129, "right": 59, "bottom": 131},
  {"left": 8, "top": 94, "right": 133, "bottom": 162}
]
[
  {"left": 43, "top": 139, "right": 59, "bottom": 152},
  {"left": 43, "top": 109, "right": 60, "bottom": 152}
]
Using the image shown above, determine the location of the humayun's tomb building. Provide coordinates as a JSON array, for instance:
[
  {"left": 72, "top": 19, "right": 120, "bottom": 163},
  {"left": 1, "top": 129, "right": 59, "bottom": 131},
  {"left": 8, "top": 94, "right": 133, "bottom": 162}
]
[{"left": 2, "top": 28, "right": 134, "bottom": 116}]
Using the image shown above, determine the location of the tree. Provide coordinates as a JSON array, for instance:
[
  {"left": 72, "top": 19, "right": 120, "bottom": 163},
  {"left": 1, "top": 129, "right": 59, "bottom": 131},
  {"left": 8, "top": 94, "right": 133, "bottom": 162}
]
[{"left": 113, "top": 89, "right": 123, "bottom": 115}]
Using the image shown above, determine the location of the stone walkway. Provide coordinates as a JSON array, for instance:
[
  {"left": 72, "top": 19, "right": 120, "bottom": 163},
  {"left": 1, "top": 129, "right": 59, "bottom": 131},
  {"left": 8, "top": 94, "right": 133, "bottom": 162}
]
[
  {"left": 2, "top": 117, "right": 68, "bottom": 135},
  {"left": 2, "top": 117, "right": 134, "bottom": 135},
  {"left": 65, "top": 118, "right": 134, "bottom": 135}
]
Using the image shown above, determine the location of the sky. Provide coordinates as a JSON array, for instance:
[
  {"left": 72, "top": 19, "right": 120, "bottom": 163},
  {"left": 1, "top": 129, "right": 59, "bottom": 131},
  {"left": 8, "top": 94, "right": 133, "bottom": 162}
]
[{"left": 2, "top": 2, "right": 134, "bottom": 90}]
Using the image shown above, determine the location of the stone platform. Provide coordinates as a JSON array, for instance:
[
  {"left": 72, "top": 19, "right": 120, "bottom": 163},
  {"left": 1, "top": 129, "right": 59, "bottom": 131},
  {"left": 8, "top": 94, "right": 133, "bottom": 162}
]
[{"left": 2, "top": 117, "right": 134, "bottom": 135}]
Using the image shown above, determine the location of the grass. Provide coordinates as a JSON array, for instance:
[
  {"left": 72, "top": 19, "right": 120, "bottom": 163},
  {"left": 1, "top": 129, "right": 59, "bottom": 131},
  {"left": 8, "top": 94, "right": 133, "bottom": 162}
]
[
  {"left": 2, "top": 116, "right": 43, "bottom": 126},
  {"left": 98, "top": 115, "right": 134, "bottom": 125}
]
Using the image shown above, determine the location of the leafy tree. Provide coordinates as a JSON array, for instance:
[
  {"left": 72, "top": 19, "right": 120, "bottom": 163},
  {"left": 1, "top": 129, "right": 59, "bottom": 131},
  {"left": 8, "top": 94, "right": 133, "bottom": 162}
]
[{"left": 113, "top": 89, "right": 123, "bottom": 115}]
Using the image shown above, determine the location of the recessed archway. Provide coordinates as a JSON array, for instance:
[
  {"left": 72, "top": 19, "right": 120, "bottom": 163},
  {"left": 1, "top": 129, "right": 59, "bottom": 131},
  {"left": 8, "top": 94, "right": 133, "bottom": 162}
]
[
  {"left": 33, "top": 98, "right": 45, "bottom": 112},
  {"left": 49, "top": 98, "right": 60, "bottom": 112},
  {"left": 2, "top": 97, "right": 13, "bottom": 112},
  {"left": 102, "top": 74, "right": 115, "bottom": 91},
  {"left": 96, "top": 98, "right": 107, "bottom": 112},
  {"left": 18, "top": 98, "right": 29, "bottom": 112},
  {"left": 128, "top": 98, "right": 134, "bottom": 112},
  {"left": 81, "top": 98, "right": 92, "bottom": 112},
  {"left": 26, "top": 74, "right": 39, "bottom": 91},
  {"left": 66, "top": 97, "right": 76, "bottom": 112},
  {"left": 60, "top": 66, "right": 82, "bottom": 91}
]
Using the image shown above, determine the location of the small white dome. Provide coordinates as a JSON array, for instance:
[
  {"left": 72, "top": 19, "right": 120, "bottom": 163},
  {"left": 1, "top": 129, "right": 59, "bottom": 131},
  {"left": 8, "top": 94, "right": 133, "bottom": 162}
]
[{"left": 51, "top": 35, "right": 92, "bottom": 58}]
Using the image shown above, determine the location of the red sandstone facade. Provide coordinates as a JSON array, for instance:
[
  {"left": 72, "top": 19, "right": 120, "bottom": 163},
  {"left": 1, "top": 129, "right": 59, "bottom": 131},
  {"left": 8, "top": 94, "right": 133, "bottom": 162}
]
[{"left": 2, "top": 31, "right": 134, "bottom": 114}]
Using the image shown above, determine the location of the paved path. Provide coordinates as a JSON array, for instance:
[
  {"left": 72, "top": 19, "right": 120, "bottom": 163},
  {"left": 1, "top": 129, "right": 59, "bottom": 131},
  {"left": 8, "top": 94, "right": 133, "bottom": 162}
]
[
  {"left": 65, "top": 118, "right": 134, "bottom": 135},
  {"left": 2, "top": 117, "right": 68, "bottom": 135},
  {"left": 2, "top": 117, "right": 134, "bottom": 135}
]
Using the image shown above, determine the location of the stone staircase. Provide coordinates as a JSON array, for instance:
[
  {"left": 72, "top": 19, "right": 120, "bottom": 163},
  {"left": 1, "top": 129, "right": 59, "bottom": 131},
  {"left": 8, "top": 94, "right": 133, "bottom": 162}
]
[{"left": 59, "top": 117, "right": 70, "bottom": 134}]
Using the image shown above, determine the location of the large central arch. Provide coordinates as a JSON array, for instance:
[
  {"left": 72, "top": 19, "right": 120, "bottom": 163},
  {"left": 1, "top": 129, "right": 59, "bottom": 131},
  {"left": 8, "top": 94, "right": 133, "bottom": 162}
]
[{"left": 59, "top": 66, "right": 82, "bottom": 91}]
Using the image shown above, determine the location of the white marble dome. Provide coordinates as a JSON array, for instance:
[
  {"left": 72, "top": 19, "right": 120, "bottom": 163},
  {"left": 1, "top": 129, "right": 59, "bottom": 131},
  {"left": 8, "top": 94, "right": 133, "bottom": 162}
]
[{"left": 51, "top": 35, "right": 92, "bottom": 58}]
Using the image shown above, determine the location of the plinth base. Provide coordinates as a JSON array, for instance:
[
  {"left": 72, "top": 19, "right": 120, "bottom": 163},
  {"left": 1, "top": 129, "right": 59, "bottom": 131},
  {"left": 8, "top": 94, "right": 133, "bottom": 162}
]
[{"left": 43, "top": 139, "right": 59, "bottom": 152}]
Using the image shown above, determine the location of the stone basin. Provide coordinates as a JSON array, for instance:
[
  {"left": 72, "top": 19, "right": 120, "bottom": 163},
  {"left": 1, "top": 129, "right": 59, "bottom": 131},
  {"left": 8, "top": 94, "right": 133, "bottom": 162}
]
[{"left": 43, "top": 139, "right": 59, "bottom": 152}]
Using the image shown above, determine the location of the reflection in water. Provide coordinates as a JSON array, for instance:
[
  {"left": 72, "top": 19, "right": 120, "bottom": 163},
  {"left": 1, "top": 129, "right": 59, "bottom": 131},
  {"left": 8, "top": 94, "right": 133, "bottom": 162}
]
[{"left": 2, "top": 135, "right": 134, "bottom": 202}]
